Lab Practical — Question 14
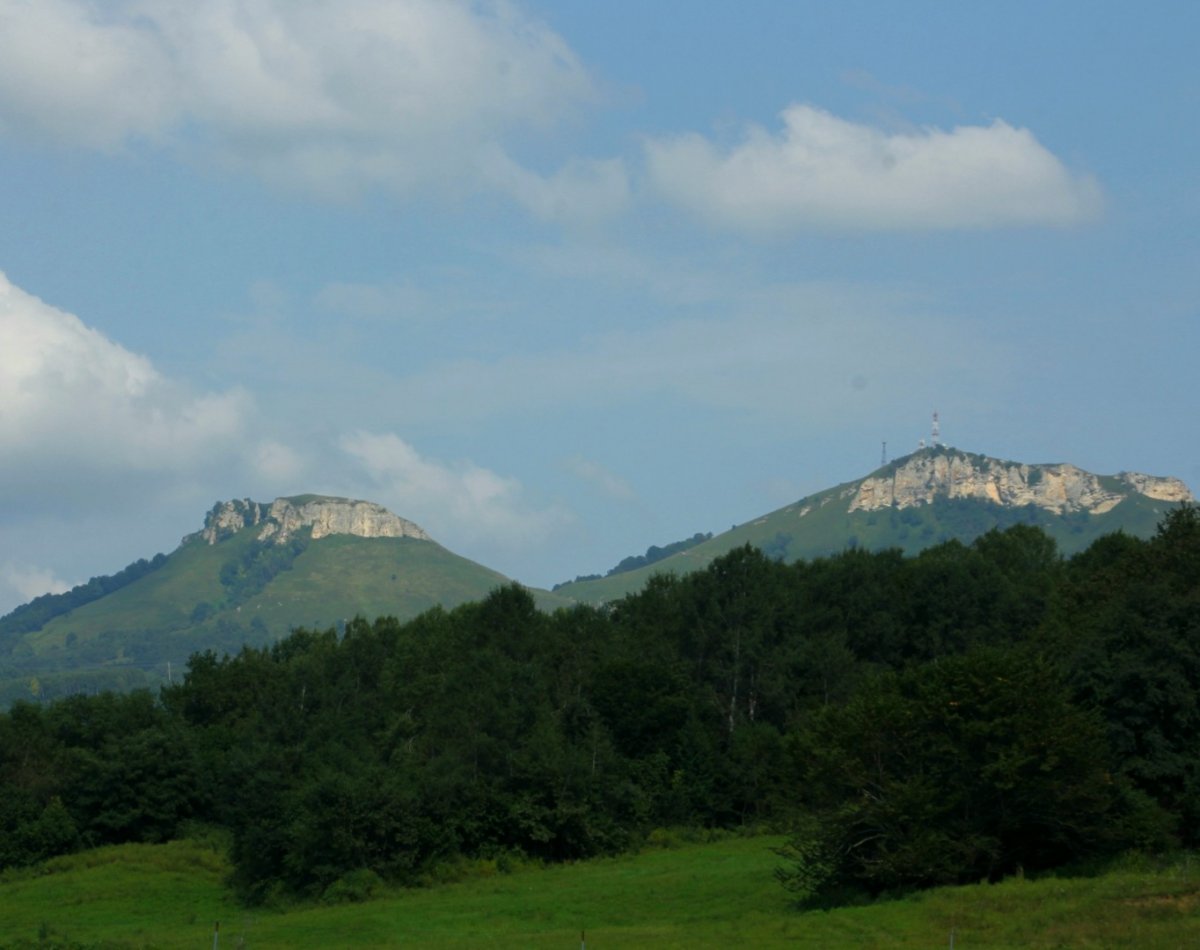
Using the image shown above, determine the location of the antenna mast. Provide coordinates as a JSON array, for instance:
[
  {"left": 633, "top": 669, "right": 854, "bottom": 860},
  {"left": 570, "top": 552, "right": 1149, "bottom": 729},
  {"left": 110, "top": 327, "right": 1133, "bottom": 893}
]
[
  {"left": 931, "top": 410, "right": 940, "bottom": 447},
  {"left": 881, "top": 441, "right": 887, "bottom": 466}
]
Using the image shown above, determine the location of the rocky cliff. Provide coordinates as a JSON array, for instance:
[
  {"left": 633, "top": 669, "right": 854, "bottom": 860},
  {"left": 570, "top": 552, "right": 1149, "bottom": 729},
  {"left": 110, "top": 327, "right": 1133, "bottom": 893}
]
[
  {"left": 189, "top": 496, "right": 431, "bottom": 546},
  {"left": 846, "top": 449, "right": 1193, "bottom": 515}
]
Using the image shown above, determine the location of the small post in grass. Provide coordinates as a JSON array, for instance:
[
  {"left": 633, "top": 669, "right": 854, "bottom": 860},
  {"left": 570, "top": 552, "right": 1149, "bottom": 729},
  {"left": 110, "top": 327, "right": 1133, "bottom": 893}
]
[
  {"left": 581, "top": 928, "right": 586, "bottom": 950},
  {"left": 212, "top": 920, "right": 219, "bottom": 950}
]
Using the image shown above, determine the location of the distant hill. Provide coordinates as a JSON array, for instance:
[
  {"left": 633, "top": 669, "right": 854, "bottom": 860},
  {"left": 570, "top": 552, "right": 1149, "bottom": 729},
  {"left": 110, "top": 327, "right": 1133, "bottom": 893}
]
[
  {"left": 3, "top": 450, "right": 1193, "bottom": 702},
  {"left": 0, "top": 495, "right": 571, "bottom": 704},
  {"left": 555, "top": 446, "right": 1194, "bottom": 604}
]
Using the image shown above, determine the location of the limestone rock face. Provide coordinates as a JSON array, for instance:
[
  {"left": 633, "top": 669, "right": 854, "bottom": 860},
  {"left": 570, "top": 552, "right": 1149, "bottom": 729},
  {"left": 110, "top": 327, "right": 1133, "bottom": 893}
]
[
  {"left": 196, "top": 498, "right": 268, "bottom": 543},
  {"left": 847, "top": 450, "right": 1194, "bottom": 515},
  {"left": 189, "top": 496, "right": 430, "bottom": 546},
  {"left": 1117, "top": 471, "right": 1194, "bottom": 503}
]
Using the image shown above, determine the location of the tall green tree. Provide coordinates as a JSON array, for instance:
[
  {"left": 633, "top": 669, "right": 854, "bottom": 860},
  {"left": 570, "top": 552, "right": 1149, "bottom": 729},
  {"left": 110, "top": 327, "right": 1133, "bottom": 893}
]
[{"left": 778, "top": 648, "right": 1129, "bottom": 900}]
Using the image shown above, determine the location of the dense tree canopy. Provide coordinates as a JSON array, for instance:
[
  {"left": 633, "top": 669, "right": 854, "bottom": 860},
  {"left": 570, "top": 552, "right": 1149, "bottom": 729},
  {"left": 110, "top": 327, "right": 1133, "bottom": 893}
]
[{"left": 1, "top": 508, "right": 1197, "bottom": 904}]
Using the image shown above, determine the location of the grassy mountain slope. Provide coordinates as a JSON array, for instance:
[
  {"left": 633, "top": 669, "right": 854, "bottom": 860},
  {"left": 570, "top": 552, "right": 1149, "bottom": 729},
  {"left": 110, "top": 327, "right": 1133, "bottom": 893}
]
[
  {"left": 0, "top": 517, "right": 570, "bottom": 705},
  {"left": 557, "top": 451, "right": 1188, "bottom": 604}
]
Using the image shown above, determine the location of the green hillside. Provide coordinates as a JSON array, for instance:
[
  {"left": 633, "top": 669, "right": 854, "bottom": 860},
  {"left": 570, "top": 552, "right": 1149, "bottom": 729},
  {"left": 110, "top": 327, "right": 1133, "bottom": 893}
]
[
  {"left": 3, "top": 836, "right": 1197, "bottom": 949},
  {"left": 0, "top": 515, "right": 570, "bottom": 705},
  {"left": 557, "top": 450, "right": 1188, "bottom": 604}
]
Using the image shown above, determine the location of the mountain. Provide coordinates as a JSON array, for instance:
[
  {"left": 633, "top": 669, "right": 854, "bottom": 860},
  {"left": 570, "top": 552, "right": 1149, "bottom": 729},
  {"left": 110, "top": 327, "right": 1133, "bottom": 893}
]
[
  {"left": 555, "top": 446, "right": 1194, "bottom": 604},
  {"left": 3, "top": 450, "right": 1193, "bottom": 703},
  {"left": 0, "top": 495, "right": 571, "bottom": 704}
]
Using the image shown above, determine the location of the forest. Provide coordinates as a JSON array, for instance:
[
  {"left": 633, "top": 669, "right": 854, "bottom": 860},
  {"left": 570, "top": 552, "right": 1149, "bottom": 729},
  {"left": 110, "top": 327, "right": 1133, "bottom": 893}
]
[{"left": 1, "top": 507, "right": 1197, "bottom": 907}]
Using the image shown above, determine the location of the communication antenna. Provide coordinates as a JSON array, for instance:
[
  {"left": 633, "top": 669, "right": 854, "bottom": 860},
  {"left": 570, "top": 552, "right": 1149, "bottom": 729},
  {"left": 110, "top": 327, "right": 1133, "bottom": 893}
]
[
  {"left": 931, "top": 410, "right": 940, "bottom": 447},
  {"left": 881, "top": 441, "right": 888, "bottom": 466}
]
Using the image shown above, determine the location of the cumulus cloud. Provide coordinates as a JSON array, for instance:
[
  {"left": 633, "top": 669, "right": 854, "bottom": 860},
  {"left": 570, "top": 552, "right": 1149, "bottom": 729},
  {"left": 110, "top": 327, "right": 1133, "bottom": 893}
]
[
  {"left": 0, "top": 0, "right": 176, "bottom": 149},
  {"left": 340, "top": 430, "right": 572, "bottom": 549},
  {"left": 645, "top": 104, "right": 1102, "bottom": 231},
  {"left": 0, "top": 0, "right": 619, "bottom": 216},
  {"left": 0, "top": 271, "right": 250, "bottom": 497}
]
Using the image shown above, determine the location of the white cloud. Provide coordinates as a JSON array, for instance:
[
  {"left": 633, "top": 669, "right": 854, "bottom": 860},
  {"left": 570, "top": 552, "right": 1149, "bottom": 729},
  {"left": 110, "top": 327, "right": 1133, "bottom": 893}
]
[
  {"left": 645, "top": 103, "right": 1102, "bottom": 231},
  {"left": 0, "top": 0, "right": 619, "bottom": 217},
  {"left": 563, "top": 454, "right": 636, "bottom": 502},
  {"left": 0, "top": 0, "right": 176, "bottom": 149},
  {"left": 1, "top": 562, "right": 73, "bottom": 604},
  {"left": 340, "top": 430, "right": 572, "bottom": 550},
  {"left": 477, "top": 148, "right": 631, "bottom": 223},
  {"left": 0, "top": 271, "right": 250, "bottom": 495}
]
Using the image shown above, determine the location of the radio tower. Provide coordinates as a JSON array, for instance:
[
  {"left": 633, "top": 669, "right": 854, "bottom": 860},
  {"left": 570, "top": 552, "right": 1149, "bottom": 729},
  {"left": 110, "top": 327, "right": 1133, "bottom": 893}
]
[
  {"left": 931, "top": 411, "right": 940, "bottom": 447},
  {"left": 881, "top": 441, "right": 887, "bottom": 466}
]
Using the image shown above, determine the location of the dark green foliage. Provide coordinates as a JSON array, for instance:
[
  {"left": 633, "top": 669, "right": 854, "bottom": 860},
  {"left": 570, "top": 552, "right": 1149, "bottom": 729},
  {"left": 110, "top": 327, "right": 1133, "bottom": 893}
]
[
  {"left": 553, "top": 573, "right": 601, "bottom": 589},
  {"left": 759, "top": 532, "right": 793, "bottom": 562},
  {"left": 1051, "top": 505, "right": 1200, "bottom": 843},
  {"left": 605, "top": 532, "right": 713, "bottom": 577},
  {"left": 552, "top": 532, "right": 715, "bottom": 589},
  {"left": 0, "top": 795, "right": 78, "bottom": 867},
  {"left": 217, "top": 533, "right": 310, "bottom": 605},
  {"left": 778, "top": 649, "right": 1128, "bottom": 900}
]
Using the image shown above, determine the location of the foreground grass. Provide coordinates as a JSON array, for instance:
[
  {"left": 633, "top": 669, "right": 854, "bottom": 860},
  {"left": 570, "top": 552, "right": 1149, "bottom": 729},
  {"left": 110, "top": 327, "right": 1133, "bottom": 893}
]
[{"left": 1, "top": 836, "right": 1197, "bottom": 948}]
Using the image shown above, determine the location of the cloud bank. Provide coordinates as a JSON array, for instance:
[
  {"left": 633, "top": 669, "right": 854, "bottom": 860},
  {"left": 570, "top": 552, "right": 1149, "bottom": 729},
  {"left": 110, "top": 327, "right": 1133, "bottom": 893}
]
[
  {"left": 341, "top": 430, "right": 572, "bottom": 550},
  {"left": 645, "top": 104, "right": 1102, "bottom": 231},
  {"left": 0, "top": 0, "right": 624, "bottom": 219},
  {"left": 0, "top": 271, "right": 249, "bottom": 499},
  {"left": 0, "top": 4, "right": 1096, "bottom": 232}
]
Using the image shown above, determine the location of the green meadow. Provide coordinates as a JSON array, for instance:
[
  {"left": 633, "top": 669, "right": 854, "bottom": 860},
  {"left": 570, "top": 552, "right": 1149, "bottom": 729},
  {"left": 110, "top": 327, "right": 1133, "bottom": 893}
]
[{"left": 2, "top": 836, "right": 1197, "bottom": 949}]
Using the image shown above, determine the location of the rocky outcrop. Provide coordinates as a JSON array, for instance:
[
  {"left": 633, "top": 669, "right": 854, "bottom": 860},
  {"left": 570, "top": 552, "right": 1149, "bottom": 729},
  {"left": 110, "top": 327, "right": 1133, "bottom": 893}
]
[
  {"left": 188, "top": 496, "right": 430, "bottom": 546},
  {"left": 1117, "top": 471, "right": 1194, "bottom": 503},
  {"left": 847, "top": 449, "right": 1193, "bottom": 515},
  {"left": 196, "top": 498, "right": 269, "bottom": 543}
]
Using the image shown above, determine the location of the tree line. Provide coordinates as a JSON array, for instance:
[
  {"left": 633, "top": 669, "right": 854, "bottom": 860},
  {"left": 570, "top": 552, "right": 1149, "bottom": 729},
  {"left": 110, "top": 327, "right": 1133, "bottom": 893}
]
[
  {"left": 1, "top": 508, "right": 1197, "bottom": 905},
  {"left": 0, "top": 554, "right": 168, "bottom": 644},
  {"left": 553, "top": 531, "right": 713, "bottom": 588}
]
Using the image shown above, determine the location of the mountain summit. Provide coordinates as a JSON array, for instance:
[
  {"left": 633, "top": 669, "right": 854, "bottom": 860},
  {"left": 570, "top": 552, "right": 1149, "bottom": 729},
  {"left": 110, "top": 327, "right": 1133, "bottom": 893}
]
[
  {"left": 187, "top": 495, "right": 431, "bottom": 546},
  {"left": 555, "top": 446, "right": 1193, "bottom": 604},
  {"left": 0, "top": 494, "right": 567, "bottom": 704},
  {"left": 847, "top": 449, "right": 1191, "bottom": 515}
]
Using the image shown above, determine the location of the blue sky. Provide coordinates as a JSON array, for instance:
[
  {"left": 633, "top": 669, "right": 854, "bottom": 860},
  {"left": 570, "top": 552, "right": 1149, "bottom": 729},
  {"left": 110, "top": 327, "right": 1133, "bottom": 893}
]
[{"left": 1, "top": 0, "right": 1197, "bottom": 613}]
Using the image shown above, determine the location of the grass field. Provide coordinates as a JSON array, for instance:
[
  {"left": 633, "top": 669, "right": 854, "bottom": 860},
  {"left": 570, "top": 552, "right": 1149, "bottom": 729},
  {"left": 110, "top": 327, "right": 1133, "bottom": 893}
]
[{"left": 2, "top": 836, "right": 1198, "bottom": 948}]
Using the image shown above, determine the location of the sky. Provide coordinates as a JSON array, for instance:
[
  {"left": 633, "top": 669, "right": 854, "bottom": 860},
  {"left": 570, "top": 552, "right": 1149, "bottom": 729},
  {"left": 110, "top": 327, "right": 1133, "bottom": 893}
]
[{"left": 1, "top": 0, "right": 1198, "bottom": 614}]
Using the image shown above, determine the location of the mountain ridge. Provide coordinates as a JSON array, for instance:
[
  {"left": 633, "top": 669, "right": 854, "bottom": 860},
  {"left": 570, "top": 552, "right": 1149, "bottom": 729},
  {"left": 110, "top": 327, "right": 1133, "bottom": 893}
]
[
  {"left": 845, "top": 448, "right": 1190, "bottom": 514},
  {"left": 1, "top": 448, "right": 1193, "bottom": 701},
  {"left": 554, "top": 446, "right": 1193, "bottom": 603}
]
